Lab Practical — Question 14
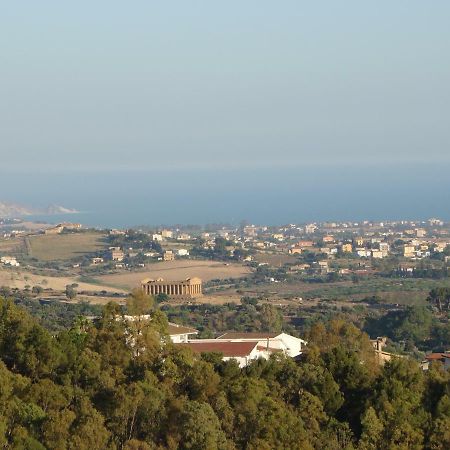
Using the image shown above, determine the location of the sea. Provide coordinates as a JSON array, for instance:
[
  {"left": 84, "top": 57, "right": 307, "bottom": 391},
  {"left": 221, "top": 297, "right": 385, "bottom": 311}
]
[{"left": 2, "top": 163, "right": 450, "bottom": 229}]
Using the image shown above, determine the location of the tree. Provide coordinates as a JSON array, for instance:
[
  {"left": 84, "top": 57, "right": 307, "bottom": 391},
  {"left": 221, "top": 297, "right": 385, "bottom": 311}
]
[
  {"left": 32, "top": 286, "right": 44, "bottom": 295},
  {"left": 126, "top": 289, "right": 154, "bottom": 316},
  {"left": 176, "top": 401, "right": 227, "bottom": 450},
  {"left": 259, "top": 304, "right": 282, "bottom": 332},
  {"left": 428, "top": 288, "right": 450, "bottom": 312},
  {"left": 65, "top": 285, "right": 77, "bottom": 300}
]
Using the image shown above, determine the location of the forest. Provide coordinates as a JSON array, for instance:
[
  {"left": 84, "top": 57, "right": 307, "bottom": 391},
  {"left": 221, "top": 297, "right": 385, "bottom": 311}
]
[{"left": 0, "top": 292, "right": 449, "bottom": 450}]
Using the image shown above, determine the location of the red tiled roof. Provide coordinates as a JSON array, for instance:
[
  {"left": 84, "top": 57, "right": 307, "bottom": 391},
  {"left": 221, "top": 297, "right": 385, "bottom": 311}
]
[
  {"left": 217, "top": 332, "right": 280, "bottom": 340},
  {"left": 176, "top": 341, "right": 257, "bottom": 357},
  {"left": 426, "top": 353, "right": 450, "bottom": 361}
]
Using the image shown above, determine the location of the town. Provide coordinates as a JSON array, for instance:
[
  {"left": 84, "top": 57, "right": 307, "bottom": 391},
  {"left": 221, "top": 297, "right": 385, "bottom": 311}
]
[{"left": 0, "top": 215, "right": 449, "bottom": 369}]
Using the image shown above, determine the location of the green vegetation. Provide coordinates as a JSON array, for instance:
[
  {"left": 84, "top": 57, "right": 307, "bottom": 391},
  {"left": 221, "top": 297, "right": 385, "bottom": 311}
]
[{"left": 1, "top": 292, "right": 449, "bottom": 449}]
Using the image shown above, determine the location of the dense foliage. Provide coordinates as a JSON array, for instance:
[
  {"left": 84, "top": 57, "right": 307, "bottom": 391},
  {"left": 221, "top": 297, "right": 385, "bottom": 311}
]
[{"left": 1, "top": 294, "right": 449, "bottom": 449}]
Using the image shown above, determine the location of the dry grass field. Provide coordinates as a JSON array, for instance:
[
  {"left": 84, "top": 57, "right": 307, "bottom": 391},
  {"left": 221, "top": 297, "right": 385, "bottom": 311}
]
[
  {"left": 0, "top": 237, "right": 26, "bottom": 256},
  {"left": 97, "top": 260, "right": 252, "bottom": 290},
  {"left": 253, "top": 252, "right": 298, "bottom": 266},
  {"left": 28, "top": 232, "right": 108, "bottom": 261},
  {"left": 0, "top": 266, "right": 127, "bottom": 293}
]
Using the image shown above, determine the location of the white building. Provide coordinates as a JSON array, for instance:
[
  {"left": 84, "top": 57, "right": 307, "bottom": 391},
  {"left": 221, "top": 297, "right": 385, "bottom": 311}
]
[
  {"left": 167, "top": 323, "right": 198, "bottom": 343},
  {"left": 0, "top": 256, "right": 20, "bottom": 267},
  {"left": 216, "top": 332, "right": 307, "bottom": 358},
  {"left": 175, "top": 341, "right": 263, "bottom": 368}
]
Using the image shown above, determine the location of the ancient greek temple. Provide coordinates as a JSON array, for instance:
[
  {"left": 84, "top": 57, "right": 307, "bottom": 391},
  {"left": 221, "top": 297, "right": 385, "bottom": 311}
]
[{"left": 141, "top": 277, "right": 203, "bottom": 299}]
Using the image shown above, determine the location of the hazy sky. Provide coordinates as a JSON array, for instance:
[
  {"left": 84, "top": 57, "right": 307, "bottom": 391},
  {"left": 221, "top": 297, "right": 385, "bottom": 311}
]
[{"left": 1, "top": 1, "right": 450, "bottom": 172}]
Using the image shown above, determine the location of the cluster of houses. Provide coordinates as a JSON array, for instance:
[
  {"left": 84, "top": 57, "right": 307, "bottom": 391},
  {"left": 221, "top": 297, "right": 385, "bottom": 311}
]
[
  {"left": 118, "top": 314, "right": 306, "bottom": 368},
  {"left": 129, "top": 319, "right": 450, "bottom": 371},
  {"left": 0, "top": 256, "right": 20, "bottom": 267}
]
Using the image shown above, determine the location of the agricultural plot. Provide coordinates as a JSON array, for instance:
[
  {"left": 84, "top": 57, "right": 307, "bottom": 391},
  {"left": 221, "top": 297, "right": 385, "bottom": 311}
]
[{"left": 28, "top": 232, "right": 108, "bottom": 261}]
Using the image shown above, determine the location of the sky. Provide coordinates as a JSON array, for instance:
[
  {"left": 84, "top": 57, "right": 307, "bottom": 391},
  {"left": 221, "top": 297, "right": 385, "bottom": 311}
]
[
  {"left": 1, "top": 1, "right": 449, "bottom": 174},
  {"left": 0, "top": 2, "right": 449, "bottom": 226}
]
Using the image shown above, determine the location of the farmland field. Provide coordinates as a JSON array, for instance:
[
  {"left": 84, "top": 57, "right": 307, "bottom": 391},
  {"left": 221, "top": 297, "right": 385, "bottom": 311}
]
[
  {"left": 28, "top": 232, "right": 108, "bottom": 261},
  {"left": 97, "top": 260, "right": 253, "bottom": 290},
  {"left": 0, "top": 237, "right": 26, "bottom": 256}
]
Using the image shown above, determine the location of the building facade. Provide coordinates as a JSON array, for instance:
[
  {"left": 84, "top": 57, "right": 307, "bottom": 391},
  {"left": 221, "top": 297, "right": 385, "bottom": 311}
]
[{"left": 141, "top": 277, "right": 202, "bottom": 299}]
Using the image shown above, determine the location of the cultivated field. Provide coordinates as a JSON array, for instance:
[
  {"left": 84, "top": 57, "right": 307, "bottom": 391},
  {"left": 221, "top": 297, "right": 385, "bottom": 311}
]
[
  {"left": 0, "top": 237, "right": 26, "bottom": 256},
  {"left": 97, "top": 260, "right": 253, "bottom": 291},
  {"left": 28, "top": 232, "right": 108, "bottom": 261}
]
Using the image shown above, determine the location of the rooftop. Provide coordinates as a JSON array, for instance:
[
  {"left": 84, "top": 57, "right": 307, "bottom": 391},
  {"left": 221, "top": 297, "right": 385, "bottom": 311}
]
[
  {"left": 176, "top": 341, "right": 257, "bottom": 357},
  {"left": 217, "top": 332, "right": 281, "bottom": 340},
  {"left": 167, "top": 323, "right": 198, "bottom": 336}
]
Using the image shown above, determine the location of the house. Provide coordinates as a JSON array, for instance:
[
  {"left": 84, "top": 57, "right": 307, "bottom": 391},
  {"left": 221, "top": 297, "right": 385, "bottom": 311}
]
[
  {"left": 91, "top": 257, "right": 104, "bottom": 265},
  {"left": 167, "top": 323, "right": 198, "bottom": 343},
  {"left": 371, "top": 250, "right": 384, "bottom": 259},
  {"left": 305, "top": 224, "right": 317, "bottom": 234},
  {"left": 175, "top": 341, "right": 263, "bottom": 368},
  {"left": 297, "top": 240, "right": 314, "bottom": 248},
  {"left": 356, "top": 249, "right": 371, "bottom": 258},
  {"left": 0, "top": 256, "right": 20, "bottom": 267},
  {"left": 317, "top": 261, "right": 329, "bottom": 273},
  {"left": 354, "top": 237, "right": 365, "bottom": 247},
  {"left": 422, "top": 352, "right": 450, "bottom": 371},
  {"left": 288, "top": 247, "right": 302, "bottom": 255},
  {"left": 379, "top": 242, "right": 390, "bottom": 256},
  {"left": 161, "top": 229, "right": 173, "bottom": 239},
  {"left": 177, "top": 249, "right": 189, "bottom": 257},
  {"left": 163, "top": 250, "right": 175, "bottom": 261},
  {"left": 216, "top": 332, "right": 306, "bottom": 358},
  {"left": 341, "top": 243, "right": 353, "bottom": 253},
  {"left": 416, "top": 229, "right": 426, "bottom": 238},
  {"left": 122, "top": 316, "right": 198, "bottom": 347},
  {"left": 404, "top": 245, "right": 416, "bottom": 258},
  {"left": 370, "top": 337, "right": 402, "bottom": 365},
  {"left": 289, "top": 264, "right": 310, "bottom": 272},
  {"left": 44, "top": 225, "right": 64, "bottom": 235},
  {"left": 109, "top": 247, "right": 124, "bottom": 261}
]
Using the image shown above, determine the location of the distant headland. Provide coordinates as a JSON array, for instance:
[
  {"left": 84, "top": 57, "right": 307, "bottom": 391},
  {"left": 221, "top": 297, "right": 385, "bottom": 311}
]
[{"left": 0, "top": 201, "right": 78, "bottom": 218}]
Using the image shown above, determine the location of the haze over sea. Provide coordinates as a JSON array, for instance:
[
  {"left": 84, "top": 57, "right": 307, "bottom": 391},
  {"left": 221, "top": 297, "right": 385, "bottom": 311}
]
[{"left": 3, "top": 163, "right": 449, "bottom": 228}]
